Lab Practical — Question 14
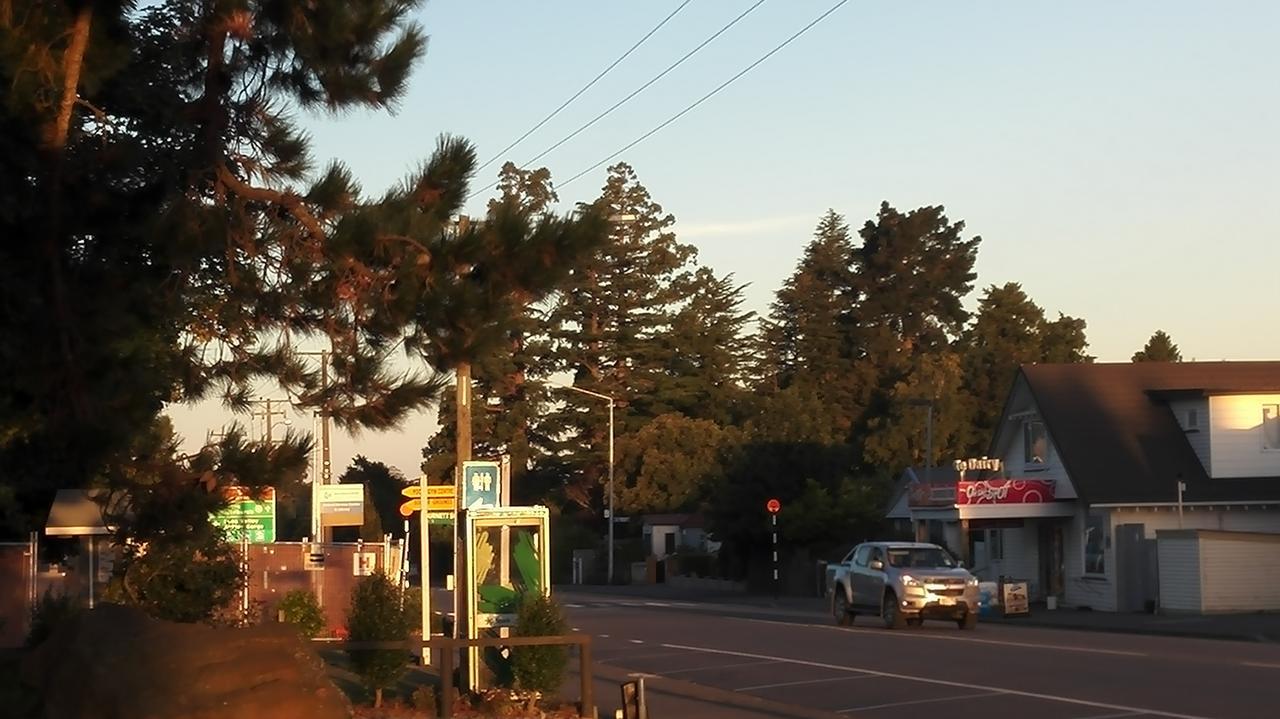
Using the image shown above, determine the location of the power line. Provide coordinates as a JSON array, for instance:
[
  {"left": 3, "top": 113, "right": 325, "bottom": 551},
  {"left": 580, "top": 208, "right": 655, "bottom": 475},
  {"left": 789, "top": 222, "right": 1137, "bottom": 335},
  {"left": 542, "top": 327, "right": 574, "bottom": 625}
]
[
  {"left": 475, "top": 0, "right": 696, "bottom": 175},
  {"left": 468, "top": 0, "right": 770, "bottom": 200},
  {"left": 559, "top": 0, "right": 851, "bottom": 189}
]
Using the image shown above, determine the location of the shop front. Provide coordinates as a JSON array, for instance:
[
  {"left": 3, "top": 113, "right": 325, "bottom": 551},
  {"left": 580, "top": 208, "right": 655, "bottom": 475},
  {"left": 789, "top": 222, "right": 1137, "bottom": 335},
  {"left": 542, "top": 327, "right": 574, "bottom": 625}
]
[{"left": 905, "top": 465, "right": 1078, "bottom": 601}]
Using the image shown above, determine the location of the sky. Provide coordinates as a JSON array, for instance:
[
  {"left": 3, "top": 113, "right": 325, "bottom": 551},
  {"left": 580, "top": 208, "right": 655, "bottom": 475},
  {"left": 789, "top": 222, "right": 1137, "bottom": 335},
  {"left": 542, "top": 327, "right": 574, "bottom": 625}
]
[{"left": 166, "top": 0, "right": 1280, "bottom": 480}]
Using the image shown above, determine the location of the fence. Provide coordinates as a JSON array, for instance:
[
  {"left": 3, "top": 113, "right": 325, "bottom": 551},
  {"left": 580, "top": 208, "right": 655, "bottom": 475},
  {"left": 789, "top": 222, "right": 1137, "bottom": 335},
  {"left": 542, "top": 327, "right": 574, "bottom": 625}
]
[
  {"left": 0, "top": 534, "right": 38, "bottom": 648},
  {"left": 243, "top": 540, "right": 406, "bottom": 635}
]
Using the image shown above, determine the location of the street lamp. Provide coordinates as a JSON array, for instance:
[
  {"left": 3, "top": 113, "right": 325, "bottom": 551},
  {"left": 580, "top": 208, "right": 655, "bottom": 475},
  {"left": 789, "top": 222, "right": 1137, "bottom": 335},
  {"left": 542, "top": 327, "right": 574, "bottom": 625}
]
[{"left": 555, "top": 383, "right": 616, "bottom": 584}]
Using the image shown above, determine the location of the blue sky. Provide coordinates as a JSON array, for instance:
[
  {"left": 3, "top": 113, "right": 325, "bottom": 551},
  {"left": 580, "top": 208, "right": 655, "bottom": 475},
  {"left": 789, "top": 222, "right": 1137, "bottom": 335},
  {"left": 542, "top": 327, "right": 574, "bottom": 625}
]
[{"left": 169, "top": 1, "right": 1280, "bottom": 479}]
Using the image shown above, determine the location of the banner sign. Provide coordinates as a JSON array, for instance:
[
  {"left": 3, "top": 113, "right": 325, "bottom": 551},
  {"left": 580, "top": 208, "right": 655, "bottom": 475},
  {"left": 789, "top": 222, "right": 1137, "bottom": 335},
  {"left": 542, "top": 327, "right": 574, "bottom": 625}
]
[
  {"left": 957, "top": 479, "right": 1055, "bottom": 505},
  {"left": 211, "top": 486, "right": 276, "bottom": 543},
  {"left": 907, "top": 482, "right": 957, "bottom": 508}
]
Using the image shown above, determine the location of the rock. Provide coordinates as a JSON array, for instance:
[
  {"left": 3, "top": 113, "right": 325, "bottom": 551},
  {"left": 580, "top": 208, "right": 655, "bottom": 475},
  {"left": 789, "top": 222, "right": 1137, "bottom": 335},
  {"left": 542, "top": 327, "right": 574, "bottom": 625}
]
[{"left": 21, "top": 604, "right": 351, "bottom": 719}]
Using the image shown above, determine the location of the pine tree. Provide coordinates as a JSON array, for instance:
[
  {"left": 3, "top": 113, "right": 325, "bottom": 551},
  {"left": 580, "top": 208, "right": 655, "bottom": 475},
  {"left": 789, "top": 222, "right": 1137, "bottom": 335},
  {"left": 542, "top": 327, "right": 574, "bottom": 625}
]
[
  {"left": 958, "top": 283, "right": 1092, "bottom": 455},
  {"left": 1132, "top": 330, "right": 1182, "bottom": 362},
  {"left": 536, "top": 162, "right": 699, "bottom": 511},
  {"left": 845, "top": 203, "right": 980, "bottom": 470},
  {"left": 760, "top": 210, "right": 860, "bottom": 435}
]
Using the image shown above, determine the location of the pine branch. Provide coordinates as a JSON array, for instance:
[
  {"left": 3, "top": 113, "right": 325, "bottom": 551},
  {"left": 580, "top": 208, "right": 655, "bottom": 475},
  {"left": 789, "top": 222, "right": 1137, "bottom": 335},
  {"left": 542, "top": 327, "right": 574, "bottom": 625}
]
[{"left": 214, "top": 164, "right": 327, "bottom": 244}]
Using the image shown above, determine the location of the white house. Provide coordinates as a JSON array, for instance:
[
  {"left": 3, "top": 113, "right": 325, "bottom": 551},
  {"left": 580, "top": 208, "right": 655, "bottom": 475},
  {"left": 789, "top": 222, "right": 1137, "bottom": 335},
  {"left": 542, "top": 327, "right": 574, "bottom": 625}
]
[{"left": 893, "top": 361, "right": 1280, "bottom": 612}]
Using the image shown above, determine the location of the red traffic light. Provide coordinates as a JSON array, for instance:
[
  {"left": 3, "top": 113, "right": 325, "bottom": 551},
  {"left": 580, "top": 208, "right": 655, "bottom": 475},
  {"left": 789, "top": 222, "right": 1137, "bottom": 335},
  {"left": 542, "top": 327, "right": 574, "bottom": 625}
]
[{"left": 766, "top": 498, "right": 781, "bottom": 514}]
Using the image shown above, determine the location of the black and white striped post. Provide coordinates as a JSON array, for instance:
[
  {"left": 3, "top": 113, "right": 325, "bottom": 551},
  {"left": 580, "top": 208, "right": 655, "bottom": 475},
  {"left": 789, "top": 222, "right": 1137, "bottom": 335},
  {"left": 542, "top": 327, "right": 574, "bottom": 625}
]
[{"left": 766, "top": 498, "right": 781, "bottom": 599}]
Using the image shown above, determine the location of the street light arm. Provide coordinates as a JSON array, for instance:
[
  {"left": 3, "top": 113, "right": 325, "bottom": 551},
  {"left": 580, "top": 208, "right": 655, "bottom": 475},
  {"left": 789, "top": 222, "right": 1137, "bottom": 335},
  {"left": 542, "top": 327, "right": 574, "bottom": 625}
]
[{"left": 552, "top": 383, "right": 614, "bottom": 404}]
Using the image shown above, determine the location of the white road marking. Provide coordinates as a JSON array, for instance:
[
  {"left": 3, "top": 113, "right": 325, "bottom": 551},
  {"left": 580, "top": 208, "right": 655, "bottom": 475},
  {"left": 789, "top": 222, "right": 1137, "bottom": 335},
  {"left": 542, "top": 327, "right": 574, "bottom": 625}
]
[
  {"left": 598, "top": 634, "right": 610, "bottom": 638},
  {"left": 644, "top": 601, "right": 671, "bottom": 607},
  {"left": 735, "top": 616, "right": 1147, "bottom": 657},
  {"left": 1241, "top": 661, "right": 1280, "bottom": 669},
  {"left": 663, "top": 659, "right": 780, "bottom": 676},
  {"left": 841, "top": 691, "right": 1003, "bottom": 713},
  {"left": 564, "top": 603, "right": 584, "bottom": 608},
  {"left": 628, "top": 639, "right": 644, "bottom": 644},
  {"left": 739, "top": 674, "right": 876, "bottom": 691},
  {"left": 659, "top": 642, "right": 1213, "bottom": 719}
]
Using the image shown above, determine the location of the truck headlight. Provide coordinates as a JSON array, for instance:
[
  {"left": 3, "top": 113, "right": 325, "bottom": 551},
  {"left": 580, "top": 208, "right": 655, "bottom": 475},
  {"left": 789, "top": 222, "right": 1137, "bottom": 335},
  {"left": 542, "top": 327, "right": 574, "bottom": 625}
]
[
  {"left": 901, "top": 575, "right": 922, "bottom": 588},
  {"left": 966, "top": 576, "right": 979, "bottom": 586}
]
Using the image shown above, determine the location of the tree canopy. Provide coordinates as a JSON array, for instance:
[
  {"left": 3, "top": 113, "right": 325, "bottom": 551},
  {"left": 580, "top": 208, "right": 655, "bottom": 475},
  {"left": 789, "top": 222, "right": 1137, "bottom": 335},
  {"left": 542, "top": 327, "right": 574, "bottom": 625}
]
[{"left": 1132, "top": 330, "right": 1183, "bottom": 362}]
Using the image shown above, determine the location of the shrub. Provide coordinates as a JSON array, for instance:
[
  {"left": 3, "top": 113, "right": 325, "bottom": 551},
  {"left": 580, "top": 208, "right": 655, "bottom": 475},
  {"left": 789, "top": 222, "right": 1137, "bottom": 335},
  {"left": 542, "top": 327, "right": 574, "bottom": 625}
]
[
  {"left": 410, "top": 686, "right": 437, "bottom": 717},
  {"left": 346, "top": 573, "right": 411, "bottom": 708},
  {"left": 278, "top": 589, "right": 325, "bottom": 638},
  {"left": 25, "top": 588, "right": 79, "bottom": 648},
  {"left": 510, "top": 592, "right": 568, "bottom": 696}
]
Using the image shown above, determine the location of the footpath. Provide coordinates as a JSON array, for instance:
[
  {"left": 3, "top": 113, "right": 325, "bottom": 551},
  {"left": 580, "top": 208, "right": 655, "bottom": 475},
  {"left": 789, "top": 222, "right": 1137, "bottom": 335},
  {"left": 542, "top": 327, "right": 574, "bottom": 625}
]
[{"left": 557, "top": 583, "right": 1280, "bottom": 643}]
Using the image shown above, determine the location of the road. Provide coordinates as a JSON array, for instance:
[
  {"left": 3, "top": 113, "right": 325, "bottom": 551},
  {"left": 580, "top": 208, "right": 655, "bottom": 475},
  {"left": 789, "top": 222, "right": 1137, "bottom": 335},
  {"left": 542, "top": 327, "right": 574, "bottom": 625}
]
[{"left": 558, "top": 590, "right": 1280, "bottom": 719}]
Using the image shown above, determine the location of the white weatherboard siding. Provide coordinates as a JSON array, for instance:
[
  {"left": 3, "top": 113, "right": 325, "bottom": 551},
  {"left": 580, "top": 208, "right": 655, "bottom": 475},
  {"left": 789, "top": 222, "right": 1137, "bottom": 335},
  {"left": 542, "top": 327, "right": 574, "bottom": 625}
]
[
  {"left": 1108, "top": 508, "right": 1280, "bottom": 538},
  {"left": 1169, "top": 397, "right": 1211, "bottom": 472},
  {"left": 1062, "top": 510, "right": 1117, "bottom": 611},
  {"left": 1208, "top": 394, "right": 1280, "bottom": 478},
  {"left": 1156, "top": 534, "right": 1202, "bottom": 612},
  {"left": 1199, "top": 533, "right": 1280, "bottom": 612}
]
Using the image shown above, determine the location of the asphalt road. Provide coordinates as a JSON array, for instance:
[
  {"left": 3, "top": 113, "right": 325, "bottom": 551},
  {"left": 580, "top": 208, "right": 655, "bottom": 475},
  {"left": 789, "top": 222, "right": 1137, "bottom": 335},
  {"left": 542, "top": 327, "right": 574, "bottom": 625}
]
[{"left": 558, "top": 590, "right": 1280, "bottom": 719}]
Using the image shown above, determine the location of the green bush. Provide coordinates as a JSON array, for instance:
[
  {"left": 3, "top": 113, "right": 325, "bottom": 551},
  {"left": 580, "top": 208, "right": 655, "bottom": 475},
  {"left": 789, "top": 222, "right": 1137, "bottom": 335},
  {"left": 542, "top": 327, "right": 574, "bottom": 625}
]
[
  {"left": 346, "top": 573, "right": 411, "bottom": 708},
  {"left": 510, "top": 592, "right": 568, "bottom": 696},
  {"left": 25, "top": 588, "right": 79, "bottom": 648},
  {"left": 277, "top": 589, "right": 325, "bottom": 638}
]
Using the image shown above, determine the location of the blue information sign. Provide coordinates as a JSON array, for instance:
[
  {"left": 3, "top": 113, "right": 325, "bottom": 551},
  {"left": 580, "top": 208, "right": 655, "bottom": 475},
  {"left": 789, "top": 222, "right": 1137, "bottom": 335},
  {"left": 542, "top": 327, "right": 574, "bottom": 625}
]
[{"left": 462, "top": 461, "right": 501, "bottom": 509}]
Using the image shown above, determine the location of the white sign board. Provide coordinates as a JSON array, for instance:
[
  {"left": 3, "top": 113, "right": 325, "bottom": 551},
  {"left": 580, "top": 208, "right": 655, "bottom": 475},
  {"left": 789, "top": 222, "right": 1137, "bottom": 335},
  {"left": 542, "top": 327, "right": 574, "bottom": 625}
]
[
  {"left": 353, "top": 552, "right": 377, "bottom": 577},
  {"left": 318, "top": 484, "right": 364, "bottom": 527}
]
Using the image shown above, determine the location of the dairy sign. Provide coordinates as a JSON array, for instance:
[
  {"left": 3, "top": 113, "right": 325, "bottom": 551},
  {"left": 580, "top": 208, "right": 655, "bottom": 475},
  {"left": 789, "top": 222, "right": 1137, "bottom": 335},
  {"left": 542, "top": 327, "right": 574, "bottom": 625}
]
[{"left": 957, "top": 479, "right": 1055, "bottom": 505}]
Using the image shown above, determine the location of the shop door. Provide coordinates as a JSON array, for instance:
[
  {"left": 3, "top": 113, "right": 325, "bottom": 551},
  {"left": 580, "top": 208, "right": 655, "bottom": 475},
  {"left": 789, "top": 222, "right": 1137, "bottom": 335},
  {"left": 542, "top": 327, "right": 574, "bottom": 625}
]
[{"left": 1038, "top": 522, "right": 1064, "bottom": 600}]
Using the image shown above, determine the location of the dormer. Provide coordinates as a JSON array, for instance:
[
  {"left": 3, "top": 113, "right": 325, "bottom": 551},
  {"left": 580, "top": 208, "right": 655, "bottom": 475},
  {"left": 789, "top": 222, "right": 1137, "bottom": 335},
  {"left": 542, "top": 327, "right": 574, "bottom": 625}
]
[{"left": 1206, "top": 393, "right": 1280, "bottom": 479}]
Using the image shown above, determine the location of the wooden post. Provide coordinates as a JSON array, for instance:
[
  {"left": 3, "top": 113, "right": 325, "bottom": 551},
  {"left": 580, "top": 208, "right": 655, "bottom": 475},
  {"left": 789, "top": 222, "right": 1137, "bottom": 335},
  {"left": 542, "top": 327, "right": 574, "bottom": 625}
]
[
  {"left": 578, "top": 635, "right": 594, "bottom": 719},
  {"left": 440, "top": 636, "right": 454, "bottom": 718}
]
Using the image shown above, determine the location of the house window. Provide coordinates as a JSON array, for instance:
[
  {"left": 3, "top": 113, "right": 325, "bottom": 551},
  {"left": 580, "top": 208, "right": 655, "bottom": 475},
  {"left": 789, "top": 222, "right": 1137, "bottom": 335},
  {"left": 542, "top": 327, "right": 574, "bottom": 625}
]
[
  {"left": 1083, "top": 512, "right": 1108, "bottom": 576},
  {"left": 1263, "top": 404, "right": 1280, "bottom": 451},
  {"left": 1185, "top": 408, "right": 1199, "bottom": 430},
  {"left": 1024, "top": 421, "right": 1049, "bottom": 466},
  {"left": 988, "top": 529, "right": 1004, "bottom": 561}
]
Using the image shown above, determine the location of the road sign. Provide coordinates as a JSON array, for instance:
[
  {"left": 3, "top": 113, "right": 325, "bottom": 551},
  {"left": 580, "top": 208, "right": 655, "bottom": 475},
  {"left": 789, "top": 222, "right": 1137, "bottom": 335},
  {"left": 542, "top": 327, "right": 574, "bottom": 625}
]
[
  {"left": 399, "top": 498, "right": 421, "bottom": 516},
  {"left": 399, "top": 485, "right": 456, "bottom": 516},
  {"left": 462, "top": 461, "right": 500, "bottom": 509},
  {"left": 402, "top": 485, "right": 421, "bottom": 498},
  {"left": 318, "top": 484, "right": 364, "bottom": 526},
  {"left": 353, "top": 552, "right": 377, "bottom": 577},
  {"left": 211, "top": 486, "right": 276, "bottom": 543},
  {"left": 766, "top": 498, "right": 781, "bottom": 514}
]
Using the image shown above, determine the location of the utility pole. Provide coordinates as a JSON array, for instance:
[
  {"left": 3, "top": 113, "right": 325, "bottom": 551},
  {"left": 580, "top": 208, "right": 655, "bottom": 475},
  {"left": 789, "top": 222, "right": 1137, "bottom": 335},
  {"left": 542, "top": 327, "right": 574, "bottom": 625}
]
[
  {"left": 454, "top": 361, "right": 472, "bottom": 640},
  {"left": 297, "top": 350, "right": 333, "bottom": 541}
]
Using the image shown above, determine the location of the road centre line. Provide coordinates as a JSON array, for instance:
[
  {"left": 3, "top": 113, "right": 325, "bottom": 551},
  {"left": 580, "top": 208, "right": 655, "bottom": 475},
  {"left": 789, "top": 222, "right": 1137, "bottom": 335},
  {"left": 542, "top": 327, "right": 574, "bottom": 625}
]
[
  {"left": 663, "top": 659, "right": 780, "bottom": 675},
  {"left": 739, "top": 674, "right": 876, "bottom": 691},
  {"left": 1241, "top": 661, "right": 1280, "bottom": 669},
  {"left": 841, "top": 691, "right": 1004, "bottom": 713},
  {"left": 734, "top": 616, "right": 1148, "bottom": 657},
  {"left": 658, "top": 642, "right": 1213, "bottom": 719}
]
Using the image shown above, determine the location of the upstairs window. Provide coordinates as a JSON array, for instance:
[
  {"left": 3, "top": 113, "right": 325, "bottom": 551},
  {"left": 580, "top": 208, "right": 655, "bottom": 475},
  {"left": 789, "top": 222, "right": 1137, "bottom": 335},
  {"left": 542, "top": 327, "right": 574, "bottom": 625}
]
[
  {"left": 1264, "top": 404, "right": 1280, "bottom": 451},
  {"left": 1185, "top": 408, "right": 1199, "bottom": 430},
  {"left": 1024, "top": 421, "right": 1049, "bottom": 466}
]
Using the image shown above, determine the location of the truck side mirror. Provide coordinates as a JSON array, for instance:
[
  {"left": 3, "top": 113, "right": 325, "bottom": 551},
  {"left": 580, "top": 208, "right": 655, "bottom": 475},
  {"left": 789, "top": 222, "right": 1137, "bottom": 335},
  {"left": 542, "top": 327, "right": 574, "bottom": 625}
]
[{"left": 869, "top": 559, "right": 884, "bottom": 571}]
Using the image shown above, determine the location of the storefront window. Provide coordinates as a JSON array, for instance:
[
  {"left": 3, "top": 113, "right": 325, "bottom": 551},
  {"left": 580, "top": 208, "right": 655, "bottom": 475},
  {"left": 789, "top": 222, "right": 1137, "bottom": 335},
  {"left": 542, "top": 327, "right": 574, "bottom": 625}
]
[{"left": 1083, "top": 512, "right": 1107, "bottom": 576}]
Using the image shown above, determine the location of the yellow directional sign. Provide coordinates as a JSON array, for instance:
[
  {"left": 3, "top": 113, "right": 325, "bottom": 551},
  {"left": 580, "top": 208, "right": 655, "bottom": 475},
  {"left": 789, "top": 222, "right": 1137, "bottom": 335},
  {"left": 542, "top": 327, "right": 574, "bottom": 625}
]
[
  {"left": 399, "top": 498, "right": 420, "bottom": 517},
  {"left": 426, "top": 486, "right": 455, "bottom": 499},
  {"left": 401, "top": 485, "right": 421, "bottom": 498},
  {"left": 400, "top": 485, "right": 457, "bottom": 516},
  {"left": 426, "top": 496, "right": 455, "bottom": 511}
]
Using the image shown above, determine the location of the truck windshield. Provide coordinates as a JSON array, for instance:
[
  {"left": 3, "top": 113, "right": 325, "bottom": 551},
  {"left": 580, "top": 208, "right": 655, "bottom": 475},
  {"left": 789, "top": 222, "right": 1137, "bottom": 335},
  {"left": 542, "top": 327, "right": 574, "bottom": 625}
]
[{"left": 885, "top": 548, "right": 956, "bottom": 569}]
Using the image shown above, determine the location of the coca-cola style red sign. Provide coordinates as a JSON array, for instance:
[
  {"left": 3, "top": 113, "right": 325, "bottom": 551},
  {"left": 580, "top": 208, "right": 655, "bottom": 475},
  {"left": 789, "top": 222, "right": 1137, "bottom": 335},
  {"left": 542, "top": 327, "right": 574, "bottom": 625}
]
[{"left": 956, "top": 479, "right": 1055, "bottom": 505}]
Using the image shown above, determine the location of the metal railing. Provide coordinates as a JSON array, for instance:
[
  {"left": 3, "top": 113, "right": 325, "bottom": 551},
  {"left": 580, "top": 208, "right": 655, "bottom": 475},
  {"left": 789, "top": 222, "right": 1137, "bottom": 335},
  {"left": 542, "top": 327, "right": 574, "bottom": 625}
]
[{"left": 331, "top": 632, "right": 594, "bottom": 718}]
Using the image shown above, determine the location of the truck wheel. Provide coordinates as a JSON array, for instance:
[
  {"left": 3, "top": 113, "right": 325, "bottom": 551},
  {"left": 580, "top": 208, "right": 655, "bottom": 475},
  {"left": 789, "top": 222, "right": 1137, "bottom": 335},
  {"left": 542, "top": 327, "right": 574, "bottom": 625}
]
[
  {"left": 833, "top": 588, "right": 854, "bottom": 627},
  {"left": 957, "top": 612, "right": 978, "bottom": 631},
  {"left": 882, "top": 592, "right": 906, "bottom": 629}
]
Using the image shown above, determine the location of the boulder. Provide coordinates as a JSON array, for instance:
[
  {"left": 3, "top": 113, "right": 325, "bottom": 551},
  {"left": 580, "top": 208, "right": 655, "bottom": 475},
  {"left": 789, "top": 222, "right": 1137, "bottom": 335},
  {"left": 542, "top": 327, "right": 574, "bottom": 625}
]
[{"left": 21, "top": 604, "right": 351, "bottom": 719}]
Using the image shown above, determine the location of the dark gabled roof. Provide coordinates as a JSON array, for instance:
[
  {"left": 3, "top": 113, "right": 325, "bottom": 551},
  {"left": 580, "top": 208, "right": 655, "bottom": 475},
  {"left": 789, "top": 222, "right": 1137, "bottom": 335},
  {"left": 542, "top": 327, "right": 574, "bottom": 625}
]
[{"left": 1016, "top": 361, "right": 1280, "bottom": 505}]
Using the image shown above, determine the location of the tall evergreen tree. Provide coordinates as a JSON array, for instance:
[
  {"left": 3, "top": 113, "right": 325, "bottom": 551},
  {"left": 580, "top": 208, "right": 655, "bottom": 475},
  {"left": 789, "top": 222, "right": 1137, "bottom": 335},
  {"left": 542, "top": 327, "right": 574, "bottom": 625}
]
[
  {"left": 845, "top": 203, "right": 980, "bottom": 470},
  {"left": 958, "top": 283, "right": 1091, "bottom": 455},
  {"left": 0, "top": 3, "right": 606, "bottom": 554},
  {"left": 760, "top": 210, "right": 860, "bottom": 436},
  {"left": 537, "top": 162, "right": 698, "bottom": 511},
  {"left": 1132, "top": 330, "right": 1182, "bottom": 362}
]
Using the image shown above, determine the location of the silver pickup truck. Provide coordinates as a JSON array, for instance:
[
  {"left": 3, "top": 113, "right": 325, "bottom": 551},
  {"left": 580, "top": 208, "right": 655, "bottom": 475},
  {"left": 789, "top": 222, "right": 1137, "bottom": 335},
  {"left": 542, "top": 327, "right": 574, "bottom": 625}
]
[{"left": 829, "top": 541, "right": 979, "bottom": 630}]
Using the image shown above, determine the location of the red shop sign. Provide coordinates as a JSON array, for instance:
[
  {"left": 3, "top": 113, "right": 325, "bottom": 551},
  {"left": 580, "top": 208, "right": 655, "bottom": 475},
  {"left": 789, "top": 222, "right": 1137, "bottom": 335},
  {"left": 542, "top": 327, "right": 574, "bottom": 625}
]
[{"left": 956, "top": 479, "right": 1055, "bottom": 505}]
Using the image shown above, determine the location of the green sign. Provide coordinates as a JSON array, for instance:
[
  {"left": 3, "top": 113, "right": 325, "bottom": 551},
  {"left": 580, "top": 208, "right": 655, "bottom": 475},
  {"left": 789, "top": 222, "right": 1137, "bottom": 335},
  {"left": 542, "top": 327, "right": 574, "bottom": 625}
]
[
  {"left": 427, "top": 509, "right": 455, "bottom": 526},
  {"left": 211, "top": 487, "right": 276, "bottom": 543}
]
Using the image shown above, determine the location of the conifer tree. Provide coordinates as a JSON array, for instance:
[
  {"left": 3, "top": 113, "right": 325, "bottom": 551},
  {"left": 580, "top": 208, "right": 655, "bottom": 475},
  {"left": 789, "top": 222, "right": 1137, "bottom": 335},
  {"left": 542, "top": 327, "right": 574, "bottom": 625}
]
[{"left": 1132, "top": 330, "right": 1182, "bottom": 362}]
